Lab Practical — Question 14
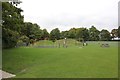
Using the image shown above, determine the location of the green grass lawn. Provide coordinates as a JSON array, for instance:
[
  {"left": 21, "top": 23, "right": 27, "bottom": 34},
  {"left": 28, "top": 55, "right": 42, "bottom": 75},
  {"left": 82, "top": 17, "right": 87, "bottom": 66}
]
[{"left": 2, "top": 40, "right": 118, "bottom": 78}]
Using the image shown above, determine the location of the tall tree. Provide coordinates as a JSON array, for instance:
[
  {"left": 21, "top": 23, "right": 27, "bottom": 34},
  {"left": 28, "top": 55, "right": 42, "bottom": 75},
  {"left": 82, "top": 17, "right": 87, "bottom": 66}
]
[
  {"left": 2, "top": 2, "right": 23, "bottom": 48},
  {"left": 68, "top": 28, "right": 76, "bottom": 39},
  {"left": 76, "top": 28, "right": 89, "bottom": 41},
  {"left": 21, "top": 22, "right": 42, "bottom": 40},
  {"left": 21, "top": 22, "right": 32, "bottom": 38},
  {"left": 89, "top": 26, "right": 100, "bottom": 41},
  {"left": 100, "top": 29, "right": 111, "bottom": 41},
  {"left": 41, "top": 29, "right": 49, "bottom": 40},
  {"left": 118, "top": 26, "right": 120, "bottom": 38},
  {"left": 50, "top": 28, "right": 60, "bottom": 42},
  {"left": 32, "top": 23, "right": 42, "bottom": 40},
  {"left": 111, "top": 29, "right": 118, "bottom": 39},
  {"left": 60, "top": 31, "right": 69, "bottom": 39}
]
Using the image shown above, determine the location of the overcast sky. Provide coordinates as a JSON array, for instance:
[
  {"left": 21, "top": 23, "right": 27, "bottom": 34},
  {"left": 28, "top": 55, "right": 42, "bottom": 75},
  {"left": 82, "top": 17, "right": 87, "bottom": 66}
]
[{"left": 19, "top": 0, "right": 119, "bottom": 32}]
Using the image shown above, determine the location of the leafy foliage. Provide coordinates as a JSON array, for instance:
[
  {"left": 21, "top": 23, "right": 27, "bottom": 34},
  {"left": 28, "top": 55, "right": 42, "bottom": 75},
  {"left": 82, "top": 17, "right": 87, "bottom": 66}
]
[
  {"left": 2, "top": 28, "right": 19, "bottom": 48},
  {"left": 118, "top": 26, "right": 120, "bottom": 38},
  {"left": 100, "top": 29, "right": 111, "bottom": 41},
  {"left": 2, "top": 2, "right": 23, "bottom": 48},
  {"left": 2, "top": 2, "right": 118, "bottom": 48},
  {"left": 76, "top": 28, "right": 89, "bottom": 41},
  {"left": 111, "top": 29, "right": 118, "bottom": 38},
  {"left": 68, "top": 28, "right": 76, "bottom": 39},
  {"left": 89, "top": 26, "right": 100, "bottom": 41},
  {"left": 50, "top": 28, "right": 60, "bottom": 42},
  {"left": 41, "top": 29, "right": 49, "bottom": 40},
  {"left": 60, "top": 31, "right": 69, "bottom": 39}
]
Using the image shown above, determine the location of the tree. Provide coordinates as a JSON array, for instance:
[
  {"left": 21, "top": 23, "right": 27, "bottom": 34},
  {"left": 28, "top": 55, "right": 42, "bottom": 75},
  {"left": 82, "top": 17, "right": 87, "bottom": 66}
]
[
  {"left": 76, "top": 28, "right": 89, "bottom": 41},
  {"left": 2, "top": 28, "right": 19, "bottom": 48},
  {"left": 80, "top": 28, "right": 89, "bottom": 41},
  {"left": 2, "top": 2, "right": 23, "bottom": 32},
  {"left": 29, "top": 23, "right": 42, "bottom": 40},
  {"left": 100, "top": 29, "right": 111, "bottom": 41},
  {"left": 33, "top": 24, "right": 42, "bottom": 40},
  {"left": 111, "top": 29, "right": 118, "bottom": 39},
  {"left": 50, "top": 28, "right": 60, "bottom": 42},
  {"left": 118, "top": 26, "right": 120, "bottom": 38},
  {"left": 68, "top": 28, "right": 76, "bottom": 39},
  {"left": 21, "top": 22, "right": 33, "bottom": 38},
  {"left": 89, "top": 26, "right": 100, "bottom": 41},
  {"left": 2, "top": 2, "right": 24, "bottom": 48},
  {"left": 41, "top": 29, "right": 49, "bottom": 40},
  {"left": 60, "top": 31, "right": 69, "bottom": 39},
  {"left": 76, "top": 28, "right": 83, "bottom": 41},
  {"left": 21, "top": 22, "right": 42, "bottom": 40},
  {"left": 17, "top": 35, "right": 29, "bottom": 46}
]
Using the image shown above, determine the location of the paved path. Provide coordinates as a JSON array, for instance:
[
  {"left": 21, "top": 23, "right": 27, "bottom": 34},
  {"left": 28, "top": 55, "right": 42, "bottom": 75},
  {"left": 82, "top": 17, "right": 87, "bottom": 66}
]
[{"left": 0, "top": 70, "right": 16, "bottom": 79}]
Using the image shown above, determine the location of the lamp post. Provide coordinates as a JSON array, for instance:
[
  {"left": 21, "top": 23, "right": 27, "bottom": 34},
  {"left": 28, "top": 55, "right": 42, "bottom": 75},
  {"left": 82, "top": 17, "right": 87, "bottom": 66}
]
[{"left": 63, "top": 38, "right": 67, "bottom": 48}]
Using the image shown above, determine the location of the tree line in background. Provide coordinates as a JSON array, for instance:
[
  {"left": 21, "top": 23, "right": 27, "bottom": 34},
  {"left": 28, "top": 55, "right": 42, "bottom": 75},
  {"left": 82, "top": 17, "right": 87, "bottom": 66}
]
[{"left": 2, "top": 2, "right": 120, "bottom": 48}]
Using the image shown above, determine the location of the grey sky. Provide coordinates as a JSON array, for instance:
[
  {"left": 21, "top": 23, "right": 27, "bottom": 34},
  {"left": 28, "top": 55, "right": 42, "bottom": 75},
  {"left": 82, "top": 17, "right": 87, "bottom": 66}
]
[
  {"left": 118, "top": 1, "right": 120, "bottom": 26},
  {"left": 19, "top": 0, "right": 119, "bottom": 32}
]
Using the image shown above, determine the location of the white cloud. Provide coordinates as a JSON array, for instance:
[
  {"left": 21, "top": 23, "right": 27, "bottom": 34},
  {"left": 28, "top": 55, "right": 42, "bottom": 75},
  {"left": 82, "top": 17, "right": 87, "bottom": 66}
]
[{"left": 19, "top": 0, "right": 119, "bottom": 32}]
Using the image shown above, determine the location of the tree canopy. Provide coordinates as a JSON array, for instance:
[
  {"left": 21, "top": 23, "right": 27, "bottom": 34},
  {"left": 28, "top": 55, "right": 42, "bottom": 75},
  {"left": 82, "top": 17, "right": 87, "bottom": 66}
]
[
  {"left": 100, "top": 29, "right": 111, "bottom": 41},
  {"left": 118, "top": 26, "right": 120, "bottom": 38},
  {"left": 2, "top": 2, "right": 23, "bottom": 48},
  {"left": 2, "top": 2, "right": 119, "bottom": 48},
  {"left": 50, "top": 28, "right": 60, "bottom": 42},
  {"left": 89, "top": 26, "right": 100, "bottom": 41}
]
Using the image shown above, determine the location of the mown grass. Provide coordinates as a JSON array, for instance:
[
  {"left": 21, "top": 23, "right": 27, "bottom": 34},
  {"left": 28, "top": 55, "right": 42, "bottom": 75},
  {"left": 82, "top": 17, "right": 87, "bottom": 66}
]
[{"left": 2, "top": 40, "right": 118, "bottom": 78}]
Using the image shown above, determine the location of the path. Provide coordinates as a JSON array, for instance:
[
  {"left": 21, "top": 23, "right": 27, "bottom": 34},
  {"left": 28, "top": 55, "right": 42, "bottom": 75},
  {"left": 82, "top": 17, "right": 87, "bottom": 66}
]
[{"left": 0, "top": 70, "right": 16, "bottom": 79}]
